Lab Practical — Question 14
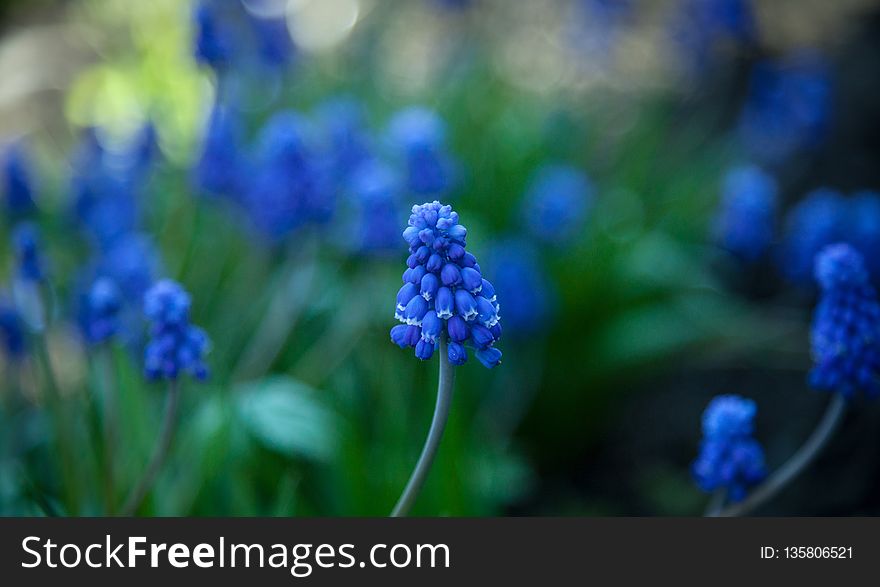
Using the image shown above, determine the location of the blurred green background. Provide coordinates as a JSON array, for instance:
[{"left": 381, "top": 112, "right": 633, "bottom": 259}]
[{"left": 1, "top": 0, "right": 880, "bottom": 516}]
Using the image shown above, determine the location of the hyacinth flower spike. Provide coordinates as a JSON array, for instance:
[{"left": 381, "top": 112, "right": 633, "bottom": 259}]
[
  {"left": 713, "top": 243, "right": 867, "bottom": 516},
  {"left": 390, "top": 202, "right": 502, "bottom": 516},
  {"left": 692, "top": 395, "right": 766, "bottom": 515},
  {"left": 121, "top": 280, "right": 210, "bottom": 515}
]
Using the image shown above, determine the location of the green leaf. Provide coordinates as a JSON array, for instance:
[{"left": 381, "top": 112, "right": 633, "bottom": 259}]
[{"left": 234, "top": 376, "right": 338, "bottom": 463}]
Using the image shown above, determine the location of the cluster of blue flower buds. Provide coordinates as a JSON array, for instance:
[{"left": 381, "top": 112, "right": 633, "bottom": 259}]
[
  {"left": 391, "top": 201, "right": 502, "bottom": 368},
  {"left": 692, "top": 394, "right": 766, "bottom": 501},
  {"left": 143, "top": 280, "right": 211, "bottom": 382},
  {"left": 809, "top": 244, "right": 880, "bottom": 398}
]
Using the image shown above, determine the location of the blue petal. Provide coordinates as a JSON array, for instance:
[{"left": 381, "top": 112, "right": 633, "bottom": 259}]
[
  {"left": 470, "top": 324, "right": 494, "bottom": 349},
  {"left": 475, "top": 296, "right": 499, "bottom": 326},
  {"left": 390, "top": 324, "right": 409, "bottom": 348},
  {"left": 404, "top": 295, "right": 429, "bottom": 325},
  {"left": 447, "top": 224, "right": 467, "bottom": 243},
  {"left": 480, "top": 278, "right": 496, "bottom": 301},
  {"left": 461, "top": 267, "right": 482, "bottom": 294},
  {"left": 441, "top": 262, "right": 462, "bottom": 286},
  {"left": 402, "top": 226, "right": 421, "bottom": 247},
  {"left": 476, "top": 347, "right": 502, "bottom": 368},
  {"left": 421, "top": 310, "right": 442, "bottom": 342},
  {"left": 426, "top": 253, "right": 444, "bottom": 273},
  {"left": 454, "top": 289, "right": 478, "bottom": 321},
  {"left": 447, "top": 243, "right": 465, "bottom": 260},
  {"left": 415, "top": 339, "right": 435, "bottom": 360},
  {"left": 396, "top": 282, "right": 419, "bottom": 310},
  {"left": 447, "top": 315, "right": 469, "bottom": 342},
  {"left": 435, "top": 286, "right": 454, "bottom": 319},
  {"left": 403, "top": 324, "right": 421, "bottom": 347},
  {"left": 448, "top": 341, "right": 468, "bottom": 365}
]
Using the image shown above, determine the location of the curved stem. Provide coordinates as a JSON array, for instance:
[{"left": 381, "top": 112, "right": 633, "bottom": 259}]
[
  {"left": 120, "top": 380, "right": 180, "bottom": 516},
  {"left": 715, "top": 394, "right": 846, "bottom": 517},
  {"left": 704, "top": 489, "right": 726, "bottom": 517},
  {"left": 391, "top": 338, "right": 456, "bottom": 517}
]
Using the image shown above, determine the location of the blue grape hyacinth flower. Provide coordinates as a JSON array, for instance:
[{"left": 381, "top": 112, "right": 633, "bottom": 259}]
[
  {"left": 692, "top": 394, "right": 766, "bottom": 501},
  {"left": 390, "top": 201, "right": 501, "bottom": 368},
  {"left": 316, "top": 96, "right": 374, "bottom": 188},
  {"left": 713, "top": 165, "right": 778, "bottom": 262},
  {"left": 342, "top": 160, "right": 403, "bottom": 255},
  {"left": 3, "top": 141, "right": 37, "bottom": 218},
  {"left": 387, "top": 108, "right": 456, "bottom": 197},
  {"left": 79, "top": 277, "right": 123, "bottom": 344},
  {"left": 808, "top": 244, "right": 880, "bottom": 398},
  {"left": 521, "top": 164, "right": 594, "bottom": 247},
  {"left": 248, "top": 12, "right": 295, "bottom": 70},
  {"left": 194, "top": 103, "right": 245, "bottom": 199},
  {"left": 96, "top": 232, "right": 162, "bottom": 305},
  {"left": 193, "top": 1, "right": 232, "bottom": 69},
  {"left": 670, "top": 0, "right": 755, "bottom": 75},
  {"left": 244, "top": 112, "right": 331, "bottom": 241},
  {"left": 738, "top": 52, "right": 832, "bottom": 165},
  {"left": 70, "top": 128, "right": 143, "bottom": 250},
  {"left": 143, "top": 280, "right": 210, "bottom": 381}
]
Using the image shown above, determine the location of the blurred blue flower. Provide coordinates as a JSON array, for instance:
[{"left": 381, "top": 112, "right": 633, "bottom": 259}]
[
  {"left": 96, "top": 233, "right": 162, "bottom": 304},
  {"left": 484, "top": 239, "right": 553, "bottom": 337},
  {"left": 521, "top": 163, "right": 594, "bottom": 246},
  {"left": 12, "top": 223, "right": 45, "bottom": 282},
  {"left": 70, "top": 129, "right": 145, "bottom": 250},
  {"left": 144, "top": 280, "right": 210, "bottom": 381},
  {"left": 248, "top": 12, "right": 295, "bottom": 69},
  {"left": 692, "top": 394, "right": 766, "bottom": 501},
  {"left": 809, "top": 244, "right": 880, "bottom": 398},
  {"left": 315, "top": 96, "right": 374, "bottom": 187},
  {"left": 391, "top": 201, "right": 501, "bottom": 367},
  {"left": 0, "top": 298, "right": 26, "bottom": 359},
  {"left": 778, "top": 188, "right": 846, "bottom": 285},
  {"left": 692, "top": 437, "right": 766, "bottom": 501},
  {"left": 701, "top": 394, "right": 756, "bottom": 438},
  {"left": 341, "top": 160, "right": 403, "bottom": 255},
  {"left": 193, "top": 1, "right": 294, "bottom": 72},
  {"left": 194, "top": 103, "right": 245, "bottom": 199},
  {"left": 713, "top": 165, "right": 778, "bottom": 261},
  {"left": 738, "top": 52, "right": 832, "bottom": 165},
  {"left": 671, "top": 0, "right": 756, "bottom": 74},
  {"left": 193, "top": 1, "right": 232, "bottom": 69},
  {"left": 3, "top": 141, "right": 36, "bottom": 218},
  {"left": 244, "top": 111, "right": 331, "bottom": 241},
  {"left": 78, "top": 277, "right": 123, "bottom": 345},
  {"left": 387, "top": 107, "right": 456, "bottom": 197}
]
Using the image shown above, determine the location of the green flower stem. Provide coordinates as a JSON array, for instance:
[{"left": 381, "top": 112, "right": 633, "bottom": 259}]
[
  {"left": 34, "top": 334, "right": 79, "bottom": 514},
  {"left": 121, "top": 380, "right": 181, "bottom": 516},
  {"left": 94, "top": 347, "right": 119, "bottom": 514},
  {"left": 714, "top": 394, "right": 846, "bottom": 517},
  {"left": 231, "top": 237, "right": 317, "bottom": 382},
  {"left": 392, "top": 338, "right": 456, "bottom": 517}
]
